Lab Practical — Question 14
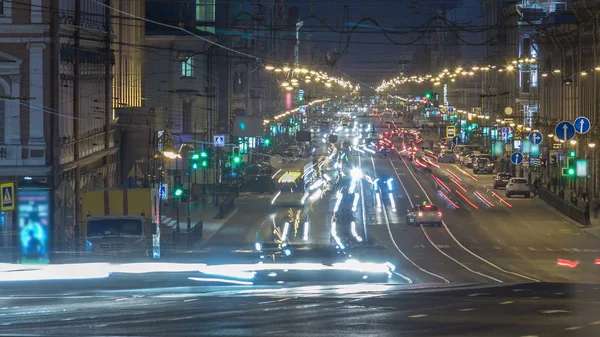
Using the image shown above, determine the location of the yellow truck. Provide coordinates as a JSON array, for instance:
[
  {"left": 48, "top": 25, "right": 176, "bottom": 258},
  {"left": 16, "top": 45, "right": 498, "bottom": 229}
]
[{"left": 81, "top": 188, "right": 160, "bottom": 258}]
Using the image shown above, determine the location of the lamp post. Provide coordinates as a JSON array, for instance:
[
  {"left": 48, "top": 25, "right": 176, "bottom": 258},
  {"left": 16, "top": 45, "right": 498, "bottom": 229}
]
[{"left": 589, "top": 143, "right": 596, "bottom": 198}]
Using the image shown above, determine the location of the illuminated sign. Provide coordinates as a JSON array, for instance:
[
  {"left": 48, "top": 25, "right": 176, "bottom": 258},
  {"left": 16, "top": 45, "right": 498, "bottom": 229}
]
[
  {"left": 278, "top": 171, "right": 302, "bottom": 184},
  {"left": 17, "top": 188, "right": 51, "bottom": 264}
]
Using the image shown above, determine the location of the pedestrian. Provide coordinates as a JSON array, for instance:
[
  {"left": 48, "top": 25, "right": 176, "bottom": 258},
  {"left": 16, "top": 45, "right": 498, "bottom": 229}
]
[{"left": 533, "top": 177, "right": 540, "bottom": 196}]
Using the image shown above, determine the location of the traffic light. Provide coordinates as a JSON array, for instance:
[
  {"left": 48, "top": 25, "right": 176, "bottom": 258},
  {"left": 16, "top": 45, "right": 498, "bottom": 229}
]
[
  {"left": 562, "top": 158, "right": 576, "bottom": 176},
  {"left": 424, "top": 92, "right": 432, "bottom": 99},
  {"left": 568, "top": 150, "right": 576, "bottom": 158},
  {"left": 263, "top": 138, "right": 271, "bottom": 147},
  {"left": 174, "top": 186, "right": 184, "bottom": 197},
  {"left": 200, "top": 150, "right": 209, "bottom": 168},
  {"left": 232, "top": 146, "right": 241, "bottom": 164},
  {"left": 191, "top": 152, "right": 200, "bottom": 170}
]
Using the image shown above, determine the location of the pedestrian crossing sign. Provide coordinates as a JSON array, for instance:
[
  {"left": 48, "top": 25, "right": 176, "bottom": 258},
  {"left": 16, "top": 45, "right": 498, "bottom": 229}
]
[{"left": 1, "top": 183, "right": 14, "bottom": 211}]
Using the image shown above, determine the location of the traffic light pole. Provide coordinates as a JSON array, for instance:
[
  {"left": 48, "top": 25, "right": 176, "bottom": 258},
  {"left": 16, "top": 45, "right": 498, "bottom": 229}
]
[
  {"left": 175, "top": 158, "right": 180, "bottom": 233},
  {"left": 187, "top": 171, "right": 192, "bottom": 233}
]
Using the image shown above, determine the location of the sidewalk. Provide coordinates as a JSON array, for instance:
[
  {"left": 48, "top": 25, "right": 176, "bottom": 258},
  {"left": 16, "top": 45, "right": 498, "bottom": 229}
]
[{"left": 159, "top": 199, "right": 238, "bottom": 243}]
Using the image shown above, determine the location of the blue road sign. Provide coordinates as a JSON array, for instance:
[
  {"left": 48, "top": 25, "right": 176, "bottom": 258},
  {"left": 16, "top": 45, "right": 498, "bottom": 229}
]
[
  {"left": 213, "top": 135, "right": 225, "bottom": 147},
  {"left": 159, "top": 185, "right": 167, "bottom": 199},
  {"left": 510, "top": 152, "right": 524, "bottom": 165},
  {"left": 529, "top": 131, "right": 543, "bottom": 145},
  {"left": 452, "top": 136, "right": 462, "bottom": 145},
  {"left": 555, "top": 121, "right": 576, "bottom": 141},
  {"left": 574, "top": 116, "right": 591, "bottom": 134}
]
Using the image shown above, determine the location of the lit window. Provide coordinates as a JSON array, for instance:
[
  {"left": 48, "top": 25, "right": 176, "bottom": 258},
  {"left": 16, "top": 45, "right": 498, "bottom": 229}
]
[
  {"left": 196, "top": 0, "right": 215, "bottom": 22},
  {"left": 181, "top": 57, "right": 193, "bottom": 77}
]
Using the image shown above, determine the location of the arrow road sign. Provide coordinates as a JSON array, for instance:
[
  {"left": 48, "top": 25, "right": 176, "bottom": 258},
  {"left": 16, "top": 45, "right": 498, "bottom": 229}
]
[
  {"left": 574, "top": 116, "right": 591, "bottom": 134},
  {"left": 529, "top": 131, "right": 543, "bottom": 145},
  {"left": 555, "top": 121, "right": 576, "bottom": 141},
  {"left": 510, "top": 152, "right": 524, "bottom": 165},
  {"left": 452, "top": 136, "right": 462, "bottom": 145}
]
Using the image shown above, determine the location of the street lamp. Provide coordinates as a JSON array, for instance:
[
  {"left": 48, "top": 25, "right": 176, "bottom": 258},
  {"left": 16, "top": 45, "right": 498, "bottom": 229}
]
[{"left": 570, "top": 140, "right": 577, "bottom": 145}]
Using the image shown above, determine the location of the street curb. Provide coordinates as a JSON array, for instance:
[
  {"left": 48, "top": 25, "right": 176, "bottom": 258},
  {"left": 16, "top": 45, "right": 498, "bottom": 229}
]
[
  {"left": 200, "top": 207, "right": 239, "bottom": 245},
  {"left": 584, "top": 228, "right": 600, "bottom": 240}
]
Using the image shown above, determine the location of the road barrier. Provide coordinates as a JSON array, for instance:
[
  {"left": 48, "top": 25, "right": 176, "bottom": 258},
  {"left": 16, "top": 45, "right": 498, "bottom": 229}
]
[{"left": 538, "top": 187, "right": 589, "bottom": 225}]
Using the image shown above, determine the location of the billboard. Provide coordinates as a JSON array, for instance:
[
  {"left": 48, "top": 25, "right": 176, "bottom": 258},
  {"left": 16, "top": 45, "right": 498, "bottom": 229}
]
[{"left": 18, "top": 188, "right": 51, "bottom": 264}]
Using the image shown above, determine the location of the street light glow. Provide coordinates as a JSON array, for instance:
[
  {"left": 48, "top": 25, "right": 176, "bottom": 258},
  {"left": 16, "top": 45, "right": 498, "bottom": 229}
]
[{"left": 589, "top": 143, "right": 596, "bottom": 148}]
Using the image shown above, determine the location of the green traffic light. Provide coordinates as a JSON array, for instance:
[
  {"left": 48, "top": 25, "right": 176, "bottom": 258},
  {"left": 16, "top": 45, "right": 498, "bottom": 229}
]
[
  {"left": 191, "top": 153, "right": 200, "bottom": 160},
  {"left": 569, "top": 151, "right": 576, "bottom": 158},
  {"left": 264, "top": 139, "right": 271, "bottom": 146},
  {"left": 200, "top": 151, "right": 208, "bottom": 158},
  {"left": 191, "top": 163, "right": 199, "bottom": 170},
  {"left": 233, "top": 156, "right": 241, "bottom": 164},
  {"left": 201, "top": 160, "right": 208, "bottom": 167},
  {"left": 174, "top": 188, "right": 184, "bottom": 197},
  {"left": 568, "top": 168, "right": 575, "bottom": 175}
]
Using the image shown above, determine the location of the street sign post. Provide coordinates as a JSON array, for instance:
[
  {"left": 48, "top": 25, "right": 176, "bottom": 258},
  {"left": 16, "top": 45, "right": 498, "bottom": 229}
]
[
  {"left": 214, "top": 135, "right": 225, "bottom": 147},
  {"left": 528, "top": 131, "right": 543, "bottom": 145},
  {"left": 452, "top": 136, "right": 462, "bottom": 145},
  {"left": 1, "top": 182, "right": 14, "bottom": 211},
  {"left": 510, "top": 152, "right": 524, "bottom": 165},
  {"left": 446, "top": 126, "right": 456, "bottom": 138},
  {"left": 555, "top": 121, "right": 576, "bottom": 141},
  {"left": 158, "top": 185, "right": 168, "bottom": 199},
  {"left": 574, "top": 116, "right": 591, "bottom": 134}
]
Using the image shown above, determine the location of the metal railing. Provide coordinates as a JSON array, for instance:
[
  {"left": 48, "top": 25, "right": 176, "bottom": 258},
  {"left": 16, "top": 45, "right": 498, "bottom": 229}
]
[
  {"left": 538, "top": 187, "right": 589, "bottom": 225},
  {"left": 217, "top": 196, "right": 236, "bottom": 219}
]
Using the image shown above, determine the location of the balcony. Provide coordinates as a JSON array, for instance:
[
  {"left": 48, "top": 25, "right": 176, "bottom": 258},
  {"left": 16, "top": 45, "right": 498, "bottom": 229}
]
[{"left": 60, "top": 130, "right": 116, "bottom": 167}]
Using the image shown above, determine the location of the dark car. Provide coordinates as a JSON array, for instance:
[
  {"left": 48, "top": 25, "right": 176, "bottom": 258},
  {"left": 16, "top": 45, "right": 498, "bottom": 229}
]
[{"left": 493, "top": 172, "right": 512, "bottom": 189}]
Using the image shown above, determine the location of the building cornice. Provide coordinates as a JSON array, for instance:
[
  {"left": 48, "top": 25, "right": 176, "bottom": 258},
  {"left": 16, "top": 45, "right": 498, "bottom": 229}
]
[{"left": 0, "top": 24, "right": 50, "bottom": 34}]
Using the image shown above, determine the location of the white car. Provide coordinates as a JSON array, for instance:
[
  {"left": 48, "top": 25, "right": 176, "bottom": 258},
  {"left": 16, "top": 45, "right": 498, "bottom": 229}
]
[
  {"left": 505, "top": 178, "right": 530, "bottom": 198},
  {"left": 406, "top": 204, "right": 443, "bottom": 227}
]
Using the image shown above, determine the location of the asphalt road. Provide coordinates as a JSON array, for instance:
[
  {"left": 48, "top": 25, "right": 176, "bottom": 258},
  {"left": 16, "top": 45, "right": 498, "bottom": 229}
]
[{"left": 2, "top": 280, "right": 600, "bottom": 336}]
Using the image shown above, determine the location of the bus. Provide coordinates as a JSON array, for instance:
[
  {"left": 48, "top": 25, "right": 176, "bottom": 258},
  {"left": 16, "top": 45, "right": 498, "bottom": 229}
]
[{"left": 271, "top": 159, "right": 316, "bottom": 207}]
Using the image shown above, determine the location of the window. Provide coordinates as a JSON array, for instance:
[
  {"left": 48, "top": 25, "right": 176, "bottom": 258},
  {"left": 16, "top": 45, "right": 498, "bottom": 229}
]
[
  {"left": 196, "top": 0, "right": 215, "bottom": 33},
  {"left": 181, "top": 57, "right": 193, "bottom": 78},
  {"left": 554, "top": 2, "right": 567, "bottom": 12},
  {"left": 182, "top": 101, "right": 192, "bottom": 134},
  {"left": 196, "top": 0, "right": 215, "bottom": 22},
  {"left": 233, "top": 71, "right": 245, "bottom": 94},
  {"left": 0, "top": 1, "right": 4, "bottom": 15}
]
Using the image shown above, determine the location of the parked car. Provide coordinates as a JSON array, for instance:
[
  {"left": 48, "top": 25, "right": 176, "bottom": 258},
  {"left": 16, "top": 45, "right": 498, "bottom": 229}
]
[
  {"left": 505, "top": 178, "right": 530, "bottom": 198},
  {"left": 493, "top": 173, "right": 512, "bottom": 189}
]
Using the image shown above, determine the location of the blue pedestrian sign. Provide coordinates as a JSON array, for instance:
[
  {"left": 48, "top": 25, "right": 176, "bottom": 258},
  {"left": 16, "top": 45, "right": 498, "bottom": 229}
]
[
  {"left": 213, "top": 135, "right": 225, "bottom": 147},
  {"left": 574, "top": 116, "right": 591, "bottom": 134},
  {"left": 529, "top": 131, "right": 543, "bottom": 145},
  {"left": 510, "top": 152, "right": 524, "bottom": 165},
  {"left": 452, "top": 136, "right": 462, "bottom": 145},
  {"left": 158, "top": 185, "right": 168, "bottom": 199},
  {"left": 555, "top": 121, "right": 576, "bottom": 141}
]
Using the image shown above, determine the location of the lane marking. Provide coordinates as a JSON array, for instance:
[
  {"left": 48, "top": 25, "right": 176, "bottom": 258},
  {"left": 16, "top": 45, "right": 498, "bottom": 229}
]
[
  {"left": 391, "top": 158, "right": 502, "bottom": 283},
  {"left": 359, "top": 154, "right": 368, "bottom": 241},
  {"left": 458, "top": 308, "right": 475, "bottom": 312},
  {"left": 364, "top": 156, "right": 450, "bottom": 283},
  {"left": 409, "top": 314, "right": 429, "bottom": 318},
  {"left": 396, "top": 156, "right": 540, "bottom": 283}
]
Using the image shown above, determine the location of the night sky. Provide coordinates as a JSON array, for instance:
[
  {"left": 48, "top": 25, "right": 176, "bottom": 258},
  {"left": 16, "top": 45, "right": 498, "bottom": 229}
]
[{"left": 281, "top": 0, "right": 484, "bottom": 88}]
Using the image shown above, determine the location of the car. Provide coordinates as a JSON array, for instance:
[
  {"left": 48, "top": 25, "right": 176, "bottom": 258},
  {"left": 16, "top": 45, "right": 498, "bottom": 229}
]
[
  {"left": 493, "top": 173, "right": 512, "bottom": 189},
  {"left": 505, "top": 178, "right": 530, "bottom": 198},
  {"left": 405, "top": 204, "right": 443, "bottom": 227},
  {"left": 438, "top": 149, "right": 455, "bottom": 163},
  {"left": 472, "top": 156, "right": 494, "bottom": 174},
  {"left": 462, "top": 152, "right": 481, "bottom": 168}
]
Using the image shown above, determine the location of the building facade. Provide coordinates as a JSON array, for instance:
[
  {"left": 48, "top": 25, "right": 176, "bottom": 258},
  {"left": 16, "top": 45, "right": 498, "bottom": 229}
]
[{"left": 0, "top": 0, "right": 145, "bottom": 252}]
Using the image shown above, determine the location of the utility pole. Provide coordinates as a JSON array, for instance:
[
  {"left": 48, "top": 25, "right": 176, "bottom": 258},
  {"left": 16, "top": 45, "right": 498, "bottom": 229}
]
[
  {"left": 294, "top": 20, "right": 303, "bottom": 67},
  {"left": 104, "top": 0, "right": 112, "bottom": 186},
  {"left": 73, "top": 0, "right": 81, "bottom": 237}
]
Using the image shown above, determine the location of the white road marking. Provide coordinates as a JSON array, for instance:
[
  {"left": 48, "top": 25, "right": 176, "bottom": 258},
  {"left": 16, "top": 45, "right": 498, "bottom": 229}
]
[
  {"left": 539, "top": 310, "right": 570, "bottom": 314},
  {"left": 395, "top": 156, "right": 540, "bottom": 283},
  {"left": 409, "top": 314, "right": 429, "bottom": 318},
  {"left": 367, "top": 156, "right": 450, "bottom": 283},
  {"left": 564, "top": 326, "right": 582, "bottom": 331},
  {"left": 468, "top": 293, "right": 490, "bottom": 297},
  {"left": 589, "top": 320, "right": 600, "bottom": 325},
  {"left": 458, "top": 308, "right": 475, "bottom": 312},
  {"left": 498, "top": 301, "right": 513, "bottom": 305}
]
